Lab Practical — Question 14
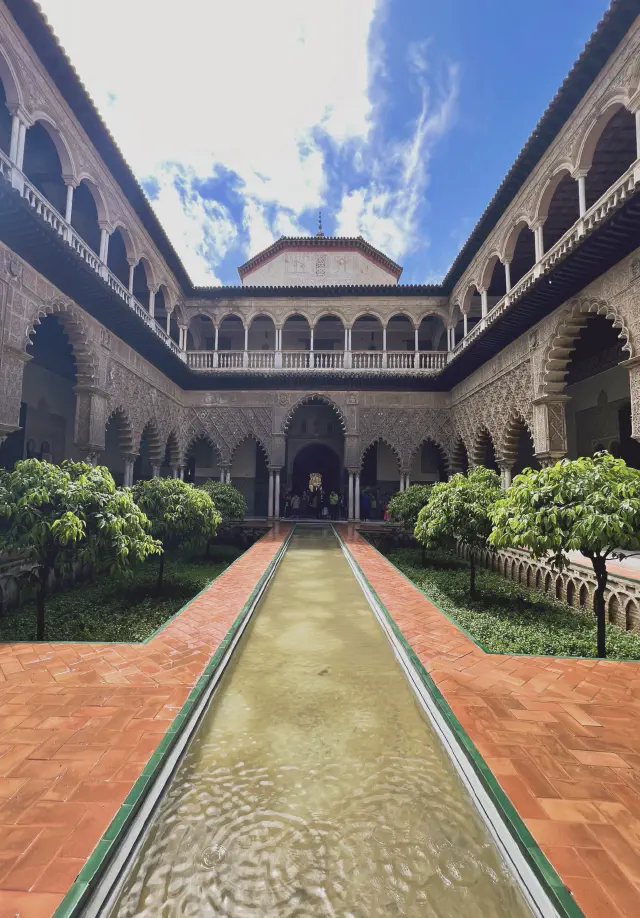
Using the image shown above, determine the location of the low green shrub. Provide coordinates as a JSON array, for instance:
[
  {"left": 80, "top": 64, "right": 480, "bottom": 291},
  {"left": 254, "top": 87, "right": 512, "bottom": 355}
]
[
  {"left": 0, "top": 550, "right": 243, "bottom": 643},
  {"left": 383, "top": 546, "right": 640, "bottom": 660}
]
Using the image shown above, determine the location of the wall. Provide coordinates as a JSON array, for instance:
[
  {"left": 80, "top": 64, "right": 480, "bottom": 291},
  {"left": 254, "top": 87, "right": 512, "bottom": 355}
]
[{"left": 243, "top": 249, "right": 397, "bottom": 287}]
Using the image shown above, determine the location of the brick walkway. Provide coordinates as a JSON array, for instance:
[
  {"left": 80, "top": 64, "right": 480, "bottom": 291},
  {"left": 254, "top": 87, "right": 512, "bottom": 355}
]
[
  {"left": 0, "top": 526, "right": 288, "bottom": 918},
  {"left": 343, "top": 527, "right": 640, "bottom": 918}
]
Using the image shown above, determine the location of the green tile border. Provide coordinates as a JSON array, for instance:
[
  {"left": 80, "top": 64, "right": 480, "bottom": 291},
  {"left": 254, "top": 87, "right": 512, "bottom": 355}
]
[
  {"left": 358, "top": 530, "right": 640, "bottom": 664},
  {"left": 335, "top": 527, "right": 586, "bottom": 918},
  {"left": 51, "top": 525, "right": 293, "bottom": 918}
]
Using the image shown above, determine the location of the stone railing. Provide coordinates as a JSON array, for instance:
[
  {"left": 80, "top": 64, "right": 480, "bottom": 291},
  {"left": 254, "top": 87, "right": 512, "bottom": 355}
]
[
  {"left": 458, "top": 543, "right": 640, "bottom": 633},
  {"left": 451, "top": 161, "right": 640, "bottom": 360},
  {"left": 186, "top": 348, "right": 448, "bottom": 373},
  {"left": 0, "top": 156, "right": 185, "bottom": 362}
]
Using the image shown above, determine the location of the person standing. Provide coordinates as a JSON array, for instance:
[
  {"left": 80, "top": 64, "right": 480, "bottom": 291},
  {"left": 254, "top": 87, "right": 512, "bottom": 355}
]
[{"left": 329, "top": 489, "right": 339, "bottom": 520}]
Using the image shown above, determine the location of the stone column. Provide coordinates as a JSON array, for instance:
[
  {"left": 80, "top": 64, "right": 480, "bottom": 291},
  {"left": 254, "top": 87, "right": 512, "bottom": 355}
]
[
  {"left": 499, "top": 464, "right": 512, "bottom": 490},
  {"left": 151, "top": 464, "right": 161, "bottom": 478},
  {"left": 165, "top": 307, "right": 172, "bottom": 335},
  {"left": 99, "top": 225, "right": 110, "bottom": 264},
  {"left": 533, "top": 395, "right": 570, "bottom": 465},
  {"left": 9, "top": 106, "right": 30, "bottom": 174},
  {"left": 268, "top": 469, "right": 275, "bottom": 519},
  {"left": 463, "top": 313, "right": 468, "bottom": 337},
  {"left": 504, "top": 259, "right": 512, "bottom": 293},
  {"left": 243, "top": 324, "right": 249, "bottom": 367},
  {"left": 274, "top": 468, "right": 281, "bottom": 519},
  {"left": 576, "top": 171, "right": 587, "bottom": 218},
  {"left": 344, "top": 326, "right": 352, "bottom": 368},
  {"left": 123, "top": 455, "right": 136, "bottom": 487},
  {"left": 73, "top": 386, "right": 108, "bottom": 459},
  {"left": 623, "top": 356, "right": 640, "bottom": 443},
  {"left": 348, "top": 470, "right": 354, "bottom": 520},
  {"left": 64, "top": 183, "right": 75, "bottom": 223},
  {"left": 533, "top": 221, "right": 544, "bottom": 262},
  {"left": 354, "top": 472, "right": 361, "bottom": 521},
  {"left": 148, "top": 288, "right": 156, "bottom": 318},
  {"left": 480, "top": 288, "right": 488, "bottom": 318},
  {"left": 405, "top": 471, "right": 410, "bottom": 489},
  {"left": 128, "top": 260, "right": 136, "bottom": 294}
]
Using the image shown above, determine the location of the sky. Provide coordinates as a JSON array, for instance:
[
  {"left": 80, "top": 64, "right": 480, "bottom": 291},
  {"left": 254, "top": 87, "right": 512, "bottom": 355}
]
[{"left": 38, "top": 0, "right": 611, "bottom": 287}]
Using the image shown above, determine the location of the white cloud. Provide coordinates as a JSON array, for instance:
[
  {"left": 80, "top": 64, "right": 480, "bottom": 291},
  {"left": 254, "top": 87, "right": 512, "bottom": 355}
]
[{"left": 38, "top": 0, "right": 457, "bottom": 283}]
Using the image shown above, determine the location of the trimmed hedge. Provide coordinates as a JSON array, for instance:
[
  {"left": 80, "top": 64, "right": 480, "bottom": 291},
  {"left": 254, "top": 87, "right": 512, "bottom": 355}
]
[
  {"left": 383, "top": 546, "right": 640, "bottom": 660},
  {"left": 0, "top": 546, "right": 242, "bottom": 643}
]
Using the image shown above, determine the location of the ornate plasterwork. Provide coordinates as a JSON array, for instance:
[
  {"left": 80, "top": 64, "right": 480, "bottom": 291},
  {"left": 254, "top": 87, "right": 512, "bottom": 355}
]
[
  {"left": 358, "top": 406, "right": 455, "bottom": 469},
  {"left": 181, "top": 407, "right": 273, "bottom": 465}
]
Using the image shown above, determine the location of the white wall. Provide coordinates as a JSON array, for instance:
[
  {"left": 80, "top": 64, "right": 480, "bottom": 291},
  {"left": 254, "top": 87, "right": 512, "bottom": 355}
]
[
  {"left": 22, "top": 363, "right": 80, "bottom": 462},
  {"left": 565, "top": 365, "right": 630, "bottom": 458},
  {"left": 243, "top": 249, "right": 398, "bottom": 287}
]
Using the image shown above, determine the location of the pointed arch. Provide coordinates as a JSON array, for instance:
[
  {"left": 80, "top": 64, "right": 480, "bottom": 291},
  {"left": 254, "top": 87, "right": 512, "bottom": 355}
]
[
  {"left": 105, "top": 406, "right": 134, "bottom": 455},
  {"left": 359, "top": 436, "right": 402, "bottom": 470},
  {"left": 499, "top": 412, "right": 536, "bottom": 468},
  {"left": 138, "top": 419, "right": 164, "bottom": 464},
  {"left": 541, "top": 296, "right": 633, "bottom": 396},
  {"left": 450, "top": 437, "right": 470, "bottom": 474},
  {"left": 282, "top": 394, "right": 347, "bottom": 434},
  {"left": 27, "top": 298, "right": 98, "bottom": 387},
  {"left": 408, "top": 437, "right": 449, "bottom": 481},
  {"left": 184, "top": 431, "right": 224, "bottom": 467},
  {"left": 471, "top": 426, "right": 498, "bottom": 469},
  {"left": 164, "top": 430, "right": 181, "bottom": 468},
  {"left": 230, "top": 432, "right": 270, "bottom": 465}
]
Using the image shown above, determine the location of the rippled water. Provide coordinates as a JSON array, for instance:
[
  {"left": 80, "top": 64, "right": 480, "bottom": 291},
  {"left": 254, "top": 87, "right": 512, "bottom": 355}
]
[{"left": 108, "top": 527, "right": 532, "bottom": 917}]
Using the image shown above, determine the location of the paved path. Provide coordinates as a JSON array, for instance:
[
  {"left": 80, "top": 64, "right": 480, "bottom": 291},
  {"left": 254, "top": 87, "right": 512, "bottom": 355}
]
[
  {"left": 0, "top": 526, "right": 288, "bottom": 918},
  {"left": 344, "top": 527, "right": 640, "bottom": 918},
  {"left": 2, "top": 522, "right": 640, "bottom": 918}
]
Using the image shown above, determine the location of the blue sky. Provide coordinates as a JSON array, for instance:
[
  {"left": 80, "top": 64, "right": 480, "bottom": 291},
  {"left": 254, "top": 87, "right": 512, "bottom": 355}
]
[{"left": 40, "top": 0, "right": 609, "bottom": 286}]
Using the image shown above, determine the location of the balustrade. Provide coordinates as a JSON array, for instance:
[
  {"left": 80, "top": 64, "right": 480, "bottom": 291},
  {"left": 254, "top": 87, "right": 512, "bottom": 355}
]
[
  {"left": 0, "top": 148, "right": 12, "bottom": 182},
  {"left": 351, "top": 351, "right": 383, "bottom": 369}
]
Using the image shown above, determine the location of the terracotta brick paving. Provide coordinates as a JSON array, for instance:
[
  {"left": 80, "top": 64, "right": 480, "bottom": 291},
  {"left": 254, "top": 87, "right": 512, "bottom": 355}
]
[
  {"left": 0, "top": 525, "right": 288, "bottom": 918},
  {"left": 344, "top": 526, "right": 640, "bottom": 918}
]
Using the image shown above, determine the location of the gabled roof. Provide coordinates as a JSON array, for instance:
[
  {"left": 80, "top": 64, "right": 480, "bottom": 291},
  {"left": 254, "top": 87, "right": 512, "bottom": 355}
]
[
  {"left": 237, "top": 235, "right": 403, "bottom": 281},
  {"left": 7, "top": 0, "right": 639, "bottom": 296}
]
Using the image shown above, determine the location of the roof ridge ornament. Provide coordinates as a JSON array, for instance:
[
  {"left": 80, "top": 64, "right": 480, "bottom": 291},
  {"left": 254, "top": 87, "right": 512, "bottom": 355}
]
[{"left": 316, "top": 210, "right": 324, "bottom": 238}]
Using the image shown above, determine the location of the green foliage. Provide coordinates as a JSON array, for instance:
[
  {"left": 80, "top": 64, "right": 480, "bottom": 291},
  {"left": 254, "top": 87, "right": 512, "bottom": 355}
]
[
  {"left": 385, "top": 547, "right": 640, "bottom": 661},
  {"left": 490, "top": 453, "right": 640, "bottom": 657},
  {"left": 199, "top": 480, "right": 246, "bottom": 525},
  {"left": 0, "top": 553, "right": 242, "bottom": 643},
  {"left": 133, "top": 478, "right": 221, "bottom": 551},
  {"left": 0, "top": 460, "right": 161, "bottom": 639},
  {"left": 387, "top": 484, "right": 432, "bottom": 533},
  {"left": 132, "top": 478, "right": 221, "bottom": 588},
  {"left": 415, "top": 467, "right": 502, "bottom": 596}
]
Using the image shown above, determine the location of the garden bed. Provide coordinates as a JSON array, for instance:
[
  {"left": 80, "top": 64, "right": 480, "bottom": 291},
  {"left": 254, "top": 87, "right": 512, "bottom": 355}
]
[
  {"left": 0, "top": 544, "right": 244, "bottom": 643},
  {"left": 376, "top": 543, "right": 640, "bottom": 660}
]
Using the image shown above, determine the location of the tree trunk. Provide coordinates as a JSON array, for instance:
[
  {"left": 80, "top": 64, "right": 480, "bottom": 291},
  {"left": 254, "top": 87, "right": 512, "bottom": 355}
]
[
  {"left": 157, "top": 553, "right": 165, "bottom": 592},
  {"left": 36, "top": 570, "right": 48, "bottom": 641},
  {"left": 592, "top": 556, "right": 608, "bottom": 659},
  {"left": 469, "top": 551, "right": 477, "bottom": 599}
]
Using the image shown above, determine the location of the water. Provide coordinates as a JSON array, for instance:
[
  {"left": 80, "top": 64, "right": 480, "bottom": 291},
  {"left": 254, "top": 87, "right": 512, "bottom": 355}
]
[{"left": 107, "top": 527, "right": 533, "bottom": 917}]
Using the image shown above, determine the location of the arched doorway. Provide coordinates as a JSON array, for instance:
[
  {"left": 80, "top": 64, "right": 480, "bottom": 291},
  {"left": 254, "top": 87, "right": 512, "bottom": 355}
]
[
  {"left": 564, "top": 314, "right": 639, "bottom": 468},
  {"left": 0, "top": 315, "right": 79, "bottom": 469},
  {"left": 285, "top": 398, "right": 345, "bottom": 503},
  {"left": 292, "top": 443, "right": 341, "bottom": 495}
]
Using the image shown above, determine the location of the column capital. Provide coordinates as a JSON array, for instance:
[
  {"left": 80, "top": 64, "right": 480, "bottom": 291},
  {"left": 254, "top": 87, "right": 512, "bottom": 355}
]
[
  {"left": 7, "top": 104, "right": 32, "bottom": 126},
  {"left": 62, "top": 174, "right": 79, "bottom": 189}
]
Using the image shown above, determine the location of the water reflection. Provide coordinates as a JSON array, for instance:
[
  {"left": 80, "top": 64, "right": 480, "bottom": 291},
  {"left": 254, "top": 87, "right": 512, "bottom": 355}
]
[{"left": 108, "top": 528, "right": 532, "bottom": 917}]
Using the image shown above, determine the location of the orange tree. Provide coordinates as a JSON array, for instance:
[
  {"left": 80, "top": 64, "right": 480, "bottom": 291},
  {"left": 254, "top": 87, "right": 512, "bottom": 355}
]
[
  {"left": 0, "top": 460, "right": 160, "bottom": 640},
  {"left": 490, "top": 452, "right": 640, "bottom": 659}
]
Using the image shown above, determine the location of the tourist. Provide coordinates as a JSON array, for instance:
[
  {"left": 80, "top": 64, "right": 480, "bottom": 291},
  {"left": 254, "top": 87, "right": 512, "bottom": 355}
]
[
  {"left": 291, "top": 493, "right": 300, "bottom": 517},
  {"left": 329, "top": 490, "right": 339, "bottom": 519}
]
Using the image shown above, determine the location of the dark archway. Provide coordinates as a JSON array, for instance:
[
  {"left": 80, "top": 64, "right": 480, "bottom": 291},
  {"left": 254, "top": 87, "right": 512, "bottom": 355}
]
[{"left": 292, "top": 443, "right": 341, "bottom": 495}]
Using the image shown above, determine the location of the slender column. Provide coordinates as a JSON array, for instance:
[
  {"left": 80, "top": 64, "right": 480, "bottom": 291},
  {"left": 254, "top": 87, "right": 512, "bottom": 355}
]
[
  {"left": 99, "top": 227, "right": 110, "bottom": 264},
  {"left": 214, "top": 324, "right": 219, "bottom": 352},
  {"left": 534, "top": 222, "right": 544, "bottom": 262},
  {"left": 64, "top": 183, "right": 74, "bottom": 223},
  {"left": 123, "top": 455, "right": 136, "bottom": 488},
  {"left": 179, "top": 467, "right": 184, "bottom": 481},
  {"left": 577, "top": 173, "right": 587, "bottom": 217},
  {"left": 165, "top": 308, "right": 172, "bottom": 335},
  {"left": 9, "top": 113, "right": 20, "bottom": 163},
  {"left": 16, "top": 119, "right": 27, "bottom": 171},
  {"left": 382, "top": 325, "right": 387, "bottom": 352},
  {"left": 348, "top": 470, "right": 354, "bottom": 520},
  {"left": 219, "top": 467, "right": 225, "bottom": 482},
  {"left": 500, "top": 465, "right": 512, "bottom": 490},
  {"left": 274, "top": 468, "right": 281, "bottom": 519},
  {"left": 243, "top": 324, "right": 249, "bottom": 367},
  {"left": 405, "top": 472, "right": 410, "bottom": 489},
  {"left": 480, "top": 288, "right": 488, "bottom": 318},
  {"left": 226, "top": 469, "right": 231, "bottom": 484},
  {"left": 148, "top": 288, "right": 156, "bottom": 318},
  {"left": 504, "top": 259, "right": 512, "bottom": 293},
  {"left": 151, "top": 464, "right": 161, "bottom": 478},
  {"left": 344, "top": 326, "right": 349, "bottom": 350},
  {"left": 399, "top": 472, "right": 404, "bottom": 492},
  {"left": 414, "top": 327, "right": 419, "bottom": 352},
  {"left": 268, "top": 469, "right": 275, "bottom": 519},
  {"left": 128, "top": 261, "right": 136, "bottom": 294},
  {"left": 450, "top": 325, "right": 455, "bottom": 348},
  {"left": 463, "top": 313, "right": 468, "bottom": 337},
  {"left": 310, "top": 326, "right": 314, "bottom": 352},
  {"left": 275, "top": 327, "right": 282, "bottom": 368},
  {"left": 354, "top": 472, "right": 361, "bottom": 521},
  {"left": 179, "top": 325, "right": 187, "bottom": 350},
  {"left": 172, "top": 467, "right": 179, "bottom": 479}
]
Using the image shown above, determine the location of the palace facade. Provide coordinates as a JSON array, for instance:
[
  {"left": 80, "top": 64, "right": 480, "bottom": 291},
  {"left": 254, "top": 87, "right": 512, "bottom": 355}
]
[{"left": 1, "top": 0, "right": 640, "bottom": 525}]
